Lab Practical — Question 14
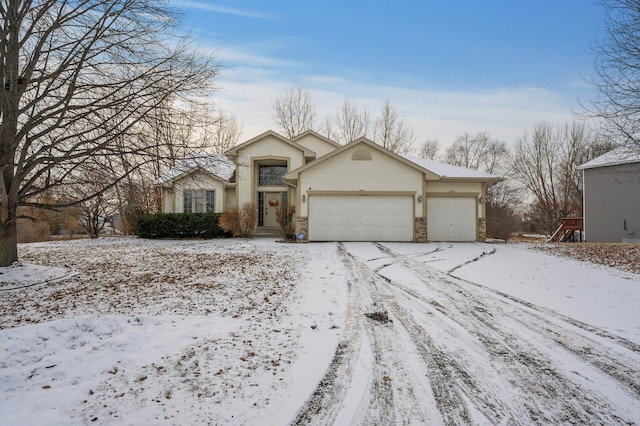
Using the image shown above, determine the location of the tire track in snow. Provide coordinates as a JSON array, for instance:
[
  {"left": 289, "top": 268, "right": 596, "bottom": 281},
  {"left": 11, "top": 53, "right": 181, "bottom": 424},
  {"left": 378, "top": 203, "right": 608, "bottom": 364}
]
[
  {"left": 290, "top": 244, "right": 433, "bottom": 425},
  {"left": 376, "top": 243, "right": 640, "bottom": 424},
  {"left": 423, "top": 243, "right": 640, "bottom": 395}
]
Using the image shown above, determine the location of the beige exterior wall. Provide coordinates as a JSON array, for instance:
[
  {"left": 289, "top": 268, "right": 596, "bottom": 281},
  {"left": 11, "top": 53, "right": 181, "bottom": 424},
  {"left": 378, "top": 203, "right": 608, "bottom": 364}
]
[
  {"left": 294, "top": 134, "right": 337, "bottom": 158},
  {"left": 425, "top": 180, "right": 485, "bottom": 218},
  {"left": 297, "top": 145, "right": 424, "bottom": 217},
  {"left": 161, "top": 188, "right": 174, "bottom": 213},
  {"left": 162, "top": 172, "right": 226, "bottom": 213},
  {"left": 426, "top": 181, "right": 482, "bottom": 193},
  {"left": 234, "top": 135, "right": 306, "bottom": 206},
  {"left": 224, "top": 187, "right": 236, "bottom": 210}
]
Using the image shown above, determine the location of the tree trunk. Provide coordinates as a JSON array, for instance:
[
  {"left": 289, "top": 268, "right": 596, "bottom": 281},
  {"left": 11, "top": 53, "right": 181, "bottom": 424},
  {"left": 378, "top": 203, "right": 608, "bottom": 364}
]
[{"left": 0, "top": 220, "right": 18, "bottom": 267}]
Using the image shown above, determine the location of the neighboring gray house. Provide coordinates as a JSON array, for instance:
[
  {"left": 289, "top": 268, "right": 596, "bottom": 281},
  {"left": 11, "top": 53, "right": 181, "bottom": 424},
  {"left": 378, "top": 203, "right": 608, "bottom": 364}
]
[{"left": 577, "top": 146, "right": 640, "bottom": 243}]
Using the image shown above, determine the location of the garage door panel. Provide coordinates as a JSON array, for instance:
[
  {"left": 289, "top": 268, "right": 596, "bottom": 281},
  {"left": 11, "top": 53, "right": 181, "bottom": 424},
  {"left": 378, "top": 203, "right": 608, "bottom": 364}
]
[
  {"left": 427, "top": 197, "right": 476, "bottom": 241},
  {"left": 309, "top": 196, "right": 413, "bottom": 242}
]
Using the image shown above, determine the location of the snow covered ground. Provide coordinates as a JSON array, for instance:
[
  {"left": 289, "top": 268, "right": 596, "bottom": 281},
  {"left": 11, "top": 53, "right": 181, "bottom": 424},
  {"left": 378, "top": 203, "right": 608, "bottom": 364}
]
[{"left": 1, "top": 238, "right": 639, "bottom": 425}]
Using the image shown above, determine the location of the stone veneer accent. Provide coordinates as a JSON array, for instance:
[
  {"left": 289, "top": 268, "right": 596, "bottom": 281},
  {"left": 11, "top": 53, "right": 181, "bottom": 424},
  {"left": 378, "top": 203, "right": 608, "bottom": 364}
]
[
  {"left": 477, "top": 217, "right": 487, "bottom": 242},
  {"left": 296, "top": 216, "right": 309, "bottom": 241},
  {"left": 415, "top": 217, "right": 427, "bottom": 243}
]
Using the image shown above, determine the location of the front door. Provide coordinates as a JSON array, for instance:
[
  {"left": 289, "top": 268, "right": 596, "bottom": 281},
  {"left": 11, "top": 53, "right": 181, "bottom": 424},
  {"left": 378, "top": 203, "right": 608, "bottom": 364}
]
[{"left": 262, "top": 192, "right": 282, "bottom": 227}]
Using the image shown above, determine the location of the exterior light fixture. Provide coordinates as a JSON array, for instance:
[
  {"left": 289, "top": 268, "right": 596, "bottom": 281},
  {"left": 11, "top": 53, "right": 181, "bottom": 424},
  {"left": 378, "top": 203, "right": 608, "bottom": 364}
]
[
  {"left": 478, "top": 197, "right": 483, "bottom": 204},
  {"left": 302, "top": 194, "right": 307, "bottom": 202},
  {"left": 417, "top": 195, "right": 423, "bottom": 203}
]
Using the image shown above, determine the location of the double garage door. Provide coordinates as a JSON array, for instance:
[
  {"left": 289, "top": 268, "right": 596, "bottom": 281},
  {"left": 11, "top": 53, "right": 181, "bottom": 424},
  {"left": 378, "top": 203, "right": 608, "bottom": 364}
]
[{"left": 309, "top": 195, "right": 414, "bottom": 242}]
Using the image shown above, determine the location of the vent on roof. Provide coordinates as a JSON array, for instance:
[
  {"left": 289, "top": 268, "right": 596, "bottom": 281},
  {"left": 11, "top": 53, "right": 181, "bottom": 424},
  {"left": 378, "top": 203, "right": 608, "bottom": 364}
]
[{"left": 352, "top": 149, "right": 372, "bottom": 161}]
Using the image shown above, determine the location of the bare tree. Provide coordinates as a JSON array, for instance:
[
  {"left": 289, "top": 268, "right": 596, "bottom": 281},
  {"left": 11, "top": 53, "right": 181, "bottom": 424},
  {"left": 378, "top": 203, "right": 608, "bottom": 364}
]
[
  {"left": 372, "top": 99, "right": 415, "bottom": 154},
  {"left": 318, "top": 115, "right": 338, "bottom": 142},
  {"left": 588, "top": 0, "right": 640, "bottom": 148},
  {"left": 272, "top": 86, "right": 315, "bottom": 138},
  {"left": 445, "top": 132, "right": 509, "bottom": 174},
  {"left": 74, "top": 164, "right": 118, "bottom": 238},
  {"left": 511, "top": 121, "right": 601, "bottom": 234},
  {"left": 334, "top": 99, "right": 371, "bottom": 144},
  {"left": 0, "top": 0, "right": 219, "bottom": 266},
  {"left": 485, "top": 182, "right": 522, "bottom": 241},
  {"left": 208, "top": 111, "right": 242, "bottom": 154},
  {"left": 418, "top": 138, "right": 440, "bottom": 160}
]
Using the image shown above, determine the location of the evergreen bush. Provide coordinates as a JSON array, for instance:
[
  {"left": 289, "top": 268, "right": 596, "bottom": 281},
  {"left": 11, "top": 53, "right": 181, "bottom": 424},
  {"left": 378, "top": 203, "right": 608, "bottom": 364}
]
[{"left": 134, "top": 213, "right": 230, "bottom": 239}]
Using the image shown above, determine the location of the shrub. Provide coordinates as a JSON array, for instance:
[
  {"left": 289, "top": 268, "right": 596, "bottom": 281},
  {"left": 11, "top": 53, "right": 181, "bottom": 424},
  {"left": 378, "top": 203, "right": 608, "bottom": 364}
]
[
  {"left": 17, "top": 219, "right": 50, "bottom": 243},
  {"left": 134, "top": 213, "right": 229, "bottom": 239},
  {"left": 219, "top": 202, "right": 257, "bottom": 238},
  {"left": 276, "top": 203, "right": 296, "bottom": 241},
  {"left": 486, "top": 202, "right": 520, "bottom": 242}
]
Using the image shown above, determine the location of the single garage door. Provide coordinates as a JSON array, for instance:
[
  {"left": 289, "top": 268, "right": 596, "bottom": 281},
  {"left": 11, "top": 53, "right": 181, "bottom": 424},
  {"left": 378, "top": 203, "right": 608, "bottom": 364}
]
[
  {"left": 427, "top": 197, "right": 477, "bottom": 241},
  {"left": 309, "top": 195, "right": 414, "bottom": 241}
]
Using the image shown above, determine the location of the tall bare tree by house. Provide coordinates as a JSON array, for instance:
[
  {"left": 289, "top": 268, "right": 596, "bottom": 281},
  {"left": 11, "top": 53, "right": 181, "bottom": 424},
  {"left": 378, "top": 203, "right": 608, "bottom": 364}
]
[
  {"left": 511, "top": 121, "right": 607, "bottom": 234},
  {"left": 319, "top": 115, "right": 338, "bottom": 142},
  {"left": 0, "top": 0, "right": 219, "bottom": 266},
  {"left": 444, "top": 132, "right": 508, "bottom": 174},
  {"left": 418, "top": 138, "right": 440, "bottom": 160},
  {"left": 372, "top": 99, "right": 415, "bottom": 154},
  {"left": 209, "top": 111, "right": 243, "bottom": 154},
  {"left": 589, "top": 0, "right": 640, "bottom": 149},
  {"left": 334, "top": 99, "right": 371, "bottom": 144},
  {"left": 272, "top": 86, "right": 316, "bottom": 138},
  {"left": 73, "top": 162, "right": 118, "bottom": 238}
]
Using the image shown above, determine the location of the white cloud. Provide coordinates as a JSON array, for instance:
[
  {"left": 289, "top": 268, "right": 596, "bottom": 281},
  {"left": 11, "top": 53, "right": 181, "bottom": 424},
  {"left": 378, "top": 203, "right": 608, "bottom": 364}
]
[
  {"left": 212, "top": 67, "right": 579, "bottom": 149},
  {"left": 178, "top": 1, "right": 276, "bottom": 19}
]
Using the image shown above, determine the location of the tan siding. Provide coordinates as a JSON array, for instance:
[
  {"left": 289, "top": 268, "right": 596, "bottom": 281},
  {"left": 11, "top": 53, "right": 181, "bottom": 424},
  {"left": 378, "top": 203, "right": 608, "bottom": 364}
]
[
  {"left": 235, "top": 136, "right": 306, "bottom": 205},
  {"left": 298, "top": 145, "right": 423, "bottom": 216},
  {"left": 224, "top": 188, "right": 236, "bottom": 210},
  {"left": 161, "top": 188, "right": 174, "bottom": 213},
  {"left": 170, "top": 172, "right": 226, "bottom": 213},
  {"left": 426, "top": 181, "right": 482, "bottom": 193},
  {"left": 294, "top": 134, "right": 337, "bottom": 158}
]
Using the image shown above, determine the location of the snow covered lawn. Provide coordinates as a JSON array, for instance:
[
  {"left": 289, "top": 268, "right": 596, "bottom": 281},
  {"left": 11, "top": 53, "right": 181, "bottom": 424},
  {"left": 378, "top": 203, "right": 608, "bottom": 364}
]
[{"left": 1, "top": 238, "right": 639, "bottom": 424}]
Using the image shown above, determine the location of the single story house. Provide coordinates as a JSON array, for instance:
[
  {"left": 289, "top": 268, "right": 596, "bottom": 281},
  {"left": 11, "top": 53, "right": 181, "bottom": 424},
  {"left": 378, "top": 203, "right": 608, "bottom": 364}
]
[
  {"left": 155, "top": 130, "right": 503, "bottom": 242},
  {"left": 577, "top": 145, "right": 640, "bottom": 243}
]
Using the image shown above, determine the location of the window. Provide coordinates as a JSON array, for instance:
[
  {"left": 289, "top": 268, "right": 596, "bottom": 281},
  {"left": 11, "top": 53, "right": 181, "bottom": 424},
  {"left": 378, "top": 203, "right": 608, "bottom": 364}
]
[
  {"left": 194, "top": 190, "right": 204, "bottom": 212},
  {"left": 206, "top": 191, "right": 215, "bottom": 212},
  {"left": 259, "top": 165, "right": 287, "bottom": 186},
  {"left": 183, "top": 190, "right": 193, "bottom": 213},
  {"left": 183, "top": 189, "right": 215, "bottom": 213},
  {"left": 258, "top": 192, "right": 265, "bottom": 226}
]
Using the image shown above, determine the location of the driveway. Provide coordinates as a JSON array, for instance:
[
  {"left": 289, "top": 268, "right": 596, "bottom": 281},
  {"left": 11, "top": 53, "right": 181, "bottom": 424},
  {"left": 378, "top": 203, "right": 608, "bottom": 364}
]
[{"left": 292, "top": 242, "right": 640, "bottom": 425}]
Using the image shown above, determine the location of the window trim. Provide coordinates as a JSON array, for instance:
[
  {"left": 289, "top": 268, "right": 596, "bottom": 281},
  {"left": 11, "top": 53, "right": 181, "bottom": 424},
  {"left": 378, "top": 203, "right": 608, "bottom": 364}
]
[
  {"left": 258, "top": 165, "right": 287, "bottom": 187},
  {"left": 183, "top": 189, "right": 215, "bottom": 213}
]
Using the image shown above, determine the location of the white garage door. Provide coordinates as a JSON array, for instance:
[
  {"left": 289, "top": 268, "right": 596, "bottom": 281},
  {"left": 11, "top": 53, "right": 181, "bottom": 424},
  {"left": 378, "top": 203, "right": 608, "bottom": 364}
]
[
  {"left": 309, "top": 195, "right": 414, "bottom": 241},
  {"left": 427, "top": 197, "right": 477, "bottom": 241}
]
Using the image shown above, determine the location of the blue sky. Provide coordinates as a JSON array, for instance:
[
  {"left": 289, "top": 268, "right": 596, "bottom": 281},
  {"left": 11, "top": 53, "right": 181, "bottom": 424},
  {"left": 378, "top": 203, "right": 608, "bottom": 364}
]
[{"left": 173, "top": 1, "right": 606, "bottom": 149}]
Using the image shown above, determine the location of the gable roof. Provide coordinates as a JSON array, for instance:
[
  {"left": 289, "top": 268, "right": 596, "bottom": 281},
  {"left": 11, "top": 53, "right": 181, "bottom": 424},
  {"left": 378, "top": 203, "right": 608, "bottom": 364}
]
[
  {"left": 225, "top": 129, "right": 315, "bottom": 158},
  {"left": 577, "top": 145, "right": 640, "bottom": 170},
  {"left": 402, "top": 155, "right": 503, "bottom": 181},
  {"left": 154, "top": 154, "right": 235, "bottom": 186},
  {"left": 284, "top": 137, "right": 434, "bottom": 181},
  {"left": 292, "top": 130, "right": 341, "bottom": 149},
  {"left": 284, "top": 137, "right": 503, "bottom": 182}
]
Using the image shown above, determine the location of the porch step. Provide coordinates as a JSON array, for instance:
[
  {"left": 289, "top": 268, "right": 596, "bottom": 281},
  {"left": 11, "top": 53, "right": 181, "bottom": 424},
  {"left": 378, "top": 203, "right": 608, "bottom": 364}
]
[
  {"left": 548, "top": 218, "right": 584, "bottom": 242},
  {"left": 253, "top": 227, "right": 283, "bottom": 238}
]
